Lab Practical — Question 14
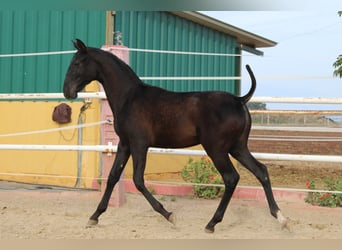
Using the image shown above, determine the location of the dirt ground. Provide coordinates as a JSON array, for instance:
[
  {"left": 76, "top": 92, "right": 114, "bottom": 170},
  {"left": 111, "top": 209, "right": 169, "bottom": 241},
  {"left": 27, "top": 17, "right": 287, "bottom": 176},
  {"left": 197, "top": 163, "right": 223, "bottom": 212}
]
[{"left": 0, "top": 181, "right": 341, "bottom": 239}]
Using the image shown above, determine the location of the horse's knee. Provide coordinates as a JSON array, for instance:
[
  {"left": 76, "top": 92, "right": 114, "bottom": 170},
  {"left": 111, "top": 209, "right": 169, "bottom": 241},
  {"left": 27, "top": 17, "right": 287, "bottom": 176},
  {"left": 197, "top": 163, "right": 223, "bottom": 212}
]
[
  {"left": 223, "top": 170, "right": 240, "bottom": 188},
  {"left": 232, "top": 171, "right": 240, "bottom": 184}
]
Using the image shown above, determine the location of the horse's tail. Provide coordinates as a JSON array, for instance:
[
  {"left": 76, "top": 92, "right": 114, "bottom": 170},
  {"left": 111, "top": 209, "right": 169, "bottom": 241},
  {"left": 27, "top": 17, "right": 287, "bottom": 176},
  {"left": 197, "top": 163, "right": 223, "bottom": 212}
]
[{"left": 238, "top": 64, "right": 256, "bottom": 104}]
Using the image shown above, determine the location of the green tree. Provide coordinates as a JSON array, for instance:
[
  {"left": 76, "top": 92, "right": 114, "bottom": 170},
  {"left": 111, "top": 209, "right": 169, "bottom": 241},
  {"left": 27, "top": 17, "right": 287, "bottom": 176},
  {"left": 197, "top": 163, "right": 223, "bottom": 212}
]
[{"left": 333, "top": 11, "right": 342, "bottom": 78}]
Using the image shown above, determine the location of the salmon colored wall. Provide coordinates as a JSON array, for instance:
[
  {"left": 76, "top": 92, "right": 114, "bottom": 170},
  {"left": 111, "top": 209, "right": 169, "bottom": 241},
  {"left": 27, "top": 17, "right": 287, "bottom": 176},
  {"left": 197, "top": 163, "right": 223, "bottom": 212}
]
[{"left": 0, "top": 82, "right": 101, "bottom": 188}]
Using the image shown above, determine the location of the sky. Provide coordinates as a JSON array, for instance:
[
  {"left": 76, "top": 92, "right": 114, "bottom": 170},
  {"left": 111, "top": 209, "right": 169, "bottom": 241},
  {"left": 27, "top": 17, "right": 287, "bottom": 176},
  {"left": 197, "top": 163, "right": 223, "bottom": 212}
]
[{"left": 200, "top": 9, "right": 342, "bottom": 110}]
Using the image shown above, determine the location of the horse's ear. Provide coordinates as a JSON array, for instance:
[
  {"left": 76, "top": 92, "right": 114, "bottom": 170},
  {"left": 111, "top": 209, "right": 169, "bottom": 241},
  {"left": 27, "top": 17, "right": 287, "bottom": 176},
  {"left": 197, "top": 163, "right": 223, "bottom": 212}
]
[{"left": 73, "top": 39, "right": 87, "bottom": 52}]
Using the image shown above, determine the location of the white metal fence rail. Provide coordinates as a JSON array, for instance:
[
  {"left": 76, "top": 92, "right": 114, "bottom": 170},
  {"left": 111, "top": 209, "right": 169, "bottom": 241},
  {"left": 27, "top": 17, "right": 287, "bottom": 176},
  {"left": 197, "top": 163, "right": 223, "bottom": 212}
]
[
  {"left": 1, "top": 93, "right": 341, "bottom": 163},
  {"left": 0, "top": 143, "right": 341, "bottom": 163},
  {"left": 2, "top": 92, "right": 342, "bottom": 104}
]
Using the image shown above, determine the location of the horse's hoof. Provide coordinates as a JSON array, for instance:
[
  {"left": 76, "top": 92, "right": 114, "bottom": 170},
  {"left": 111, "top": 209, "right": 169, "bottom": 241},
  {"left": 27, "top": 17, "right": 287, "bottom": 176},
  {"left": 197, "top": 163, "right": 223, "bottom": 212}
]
[
  {"left": 204, "top": 226, "right": 214, "bottom": 233},
  {"left": 168, "top": 213, "right": 176, "bottom": 225},
  {"left": 276, "top": 211, "right": 290, "bottom": 230},
  {"left": 86, "top": 219, "right": 98, "bottom": 228}
]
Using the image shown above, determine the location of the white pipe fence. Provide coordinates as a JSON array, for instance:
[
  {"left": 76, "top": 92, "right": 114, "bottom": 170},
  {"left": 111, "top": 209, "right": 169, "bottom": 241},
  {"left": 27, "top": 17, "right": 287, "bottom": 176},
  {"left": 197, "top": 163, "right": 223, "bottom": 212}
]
[
  {"left": 0, "top": 92, "right": 342, "bottom": 104},
  {"left": 251, "top": 96, "right": 342, "bottom": 105},
  {"left": 0, "top": 120, "right": 111, "bottom": 138},
  {"left": 251, "top": 126, "right": 342, "bottom": 133},
  {"left": 0, "top": 92, "right": 341, "bottom": 164},
  {"left": 1, "top": 92, "right": 342, "bottom": 105},
  {"left": 0, "top": 144, "right": 341, "bottom": 163},
  {"left": 0, "top": 92, "right": 106, "bottom": 100}
]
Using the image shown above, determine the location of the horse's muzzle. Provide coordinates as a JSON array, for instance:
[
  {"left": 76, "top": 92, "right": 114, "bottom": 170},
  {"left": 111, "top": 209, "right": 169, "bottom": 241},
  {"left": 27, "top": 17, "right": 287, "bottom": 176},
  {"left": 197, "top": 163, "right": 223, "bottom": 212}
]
[
  {"left": 64, "top": 91, "right": 78, "bottom": 99},
  {"left": 63, "top": 81, "right": 79, "bottom": 99}
]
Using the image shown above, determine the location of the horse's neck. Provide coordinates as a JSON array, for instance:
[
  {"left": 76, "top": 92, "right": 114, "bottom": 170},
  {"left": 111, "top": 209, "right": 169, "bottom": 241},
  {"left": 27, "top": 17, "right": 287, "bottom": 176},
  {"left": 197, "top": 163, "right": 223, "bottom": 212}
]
[{"left": 97, "top": 53, "right": 139, "bottom": 115}]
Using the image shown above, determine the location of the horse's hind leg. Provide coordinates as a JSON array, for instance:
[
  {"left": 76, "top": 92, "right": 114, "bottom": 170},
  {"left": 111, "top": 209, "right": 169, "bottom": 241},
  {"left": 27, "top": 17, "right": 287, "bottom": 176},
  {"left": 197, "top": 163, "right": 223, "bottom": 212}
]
[
  {"left": 131, "top": 147, "right": 174, "bottom": 224},
  {"left": 231, "top": 146, "right": 288, "bottom": 227},
  {"left": 204, "top": 152, "right": 240, "bottom": 233},
  {"left": 87, "top": 142, "right": 130, "bottom": 227}
]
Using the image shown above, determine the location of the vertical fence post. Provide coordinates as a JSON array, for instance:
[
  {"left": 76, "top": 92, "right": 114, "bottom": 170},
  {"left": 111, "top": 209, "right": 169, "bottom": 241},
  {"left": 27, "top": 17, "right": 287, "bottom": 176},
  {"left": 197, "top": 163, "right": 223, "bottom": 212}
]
[{"left": 99, "top": 45, "right": 129, "bottom": 207}]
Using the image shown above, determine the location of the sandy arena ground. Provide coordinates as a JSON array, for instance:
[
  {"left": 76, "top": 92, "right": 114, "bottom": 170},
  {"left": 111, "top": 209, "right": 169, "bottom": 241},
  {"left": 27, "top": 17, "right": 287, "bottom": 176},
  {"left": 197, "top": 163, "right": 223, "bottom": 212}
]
[{"left": 0, "top": 181, "right": 341, "bottom": 239}]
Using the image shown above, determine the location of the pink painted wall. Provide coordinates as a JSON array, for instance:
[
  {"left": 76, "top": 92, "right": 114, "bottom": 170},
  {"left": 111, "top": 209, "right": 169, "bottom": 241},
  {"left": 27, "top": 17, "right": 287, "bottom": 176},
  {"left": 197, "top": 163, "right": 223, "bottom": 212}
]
[{"left": 99, "top": 45, "right": 129, "bottom": 207}]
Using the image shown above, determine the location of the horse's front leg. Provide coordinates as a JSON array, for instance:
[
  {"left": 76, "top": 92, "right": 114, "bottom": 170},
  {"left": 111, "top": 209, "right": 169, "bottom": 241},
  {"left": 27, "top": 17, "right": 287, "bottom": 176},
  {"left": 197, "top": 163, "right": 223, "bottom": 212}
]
[
  {"left": 131, "top": 146, "right": 175, "bottom": 224},
  {"left": 87, "top": 142, "right": 130, "bottom": 227}
]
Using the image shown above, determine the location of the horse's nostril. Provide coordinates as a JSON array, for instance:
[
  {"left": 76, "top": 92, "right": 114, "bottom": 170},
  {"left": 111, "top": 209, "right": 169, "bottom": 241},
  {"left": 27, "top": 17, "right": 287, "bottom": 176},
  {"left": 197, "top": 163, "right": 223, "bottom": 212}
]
[
  {"left": 70, "top": 93, "right": 77, "bottom": 99},
  {"left": 64, "top": 92, "right": 77, "bottom": 100}
]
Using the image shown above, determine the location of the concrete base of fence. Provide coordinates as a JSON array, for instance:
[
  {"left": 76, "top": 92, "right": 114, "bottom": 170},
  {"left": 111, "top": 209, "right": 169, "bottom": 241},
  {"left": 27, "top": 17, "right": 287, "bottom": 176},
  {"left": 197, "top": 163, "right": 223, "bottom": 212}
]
[
  {"left": 123, "top": 179, "right": 307, "bottom": 202},
  {"left": 232, "top": 186, "right": 307, "bottom": 202}
]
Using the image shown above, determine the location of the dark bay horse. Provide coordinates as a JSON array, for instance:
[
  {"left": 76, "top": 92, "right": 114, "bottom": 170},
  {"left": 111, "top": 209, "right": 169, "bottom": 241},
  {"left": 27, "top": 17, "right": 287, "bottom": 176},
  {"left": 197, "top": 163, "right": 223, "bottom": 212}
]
[{"left": 63, "top": 39, "right": 288, "bottom": 233}]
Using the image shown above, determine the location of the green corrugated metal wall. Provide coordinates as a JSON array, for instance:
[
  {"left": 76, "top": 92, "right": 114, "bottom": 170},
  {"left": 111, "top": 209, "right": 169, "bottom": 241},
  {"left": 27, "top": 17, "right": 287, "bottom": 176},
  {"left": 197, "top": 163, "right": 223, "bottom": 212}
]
[
  {"left": 115, "top": 11, "right": 240, "bottom": 94},
  {"left": 0, "top": 10, "right": 106, "bottom": 94},
  {"left": 0, "top": 11, "right": 241, "bottom": 94}
]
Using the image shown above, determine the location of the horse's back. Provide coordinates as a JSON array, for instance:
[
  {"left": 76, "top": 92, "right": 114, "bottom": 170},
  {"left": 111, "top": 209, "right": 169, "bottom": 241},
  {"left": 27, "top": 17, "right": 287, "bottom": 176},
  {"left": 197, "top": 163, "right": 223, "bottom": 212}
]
[{"left": 127, "top": 85, "right": 248, "bottom": 148}]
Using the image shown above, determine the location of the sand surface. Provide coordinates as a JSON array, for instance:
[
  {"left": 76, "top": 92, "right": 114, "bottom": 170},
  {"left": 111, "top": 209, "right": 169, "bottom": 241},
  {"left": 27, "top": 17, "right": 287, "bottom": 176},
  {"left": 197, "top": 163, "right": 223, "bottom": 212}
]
[{"left": 0, "top": 182, "right": 341, "bottom": 239}]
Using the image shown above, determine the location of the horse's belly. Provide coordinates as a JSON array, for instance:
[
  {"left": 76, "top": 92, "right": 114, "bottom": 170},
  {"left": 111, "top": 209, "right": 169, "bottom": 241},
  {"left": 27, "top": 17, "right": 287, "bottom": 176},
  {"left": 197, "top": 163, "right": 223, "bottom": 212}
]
[{"left": 153, "top": 127, "right": 199, "bottom": 148}]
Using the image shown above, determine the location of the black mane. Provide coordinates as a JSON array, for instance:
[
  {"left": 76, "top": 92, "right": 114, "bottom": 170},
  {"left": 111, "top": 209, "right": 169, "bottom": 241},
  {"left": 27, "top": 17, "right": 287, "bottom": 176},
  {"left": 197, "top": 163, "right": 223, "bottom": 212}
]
[{"left": 93, "top": 47, "right": 144, "bottom": 84}]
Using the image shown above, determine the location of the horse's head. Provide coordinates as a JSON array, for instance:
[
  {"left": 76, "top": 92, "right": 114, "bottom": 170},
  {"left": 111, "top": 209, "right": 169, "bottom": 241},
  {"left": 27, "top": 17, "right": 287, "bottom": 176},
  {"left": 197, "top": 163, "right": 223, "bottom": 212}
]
[{"left": 63, "top": 39, "right": 98, "bottom": 99}]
